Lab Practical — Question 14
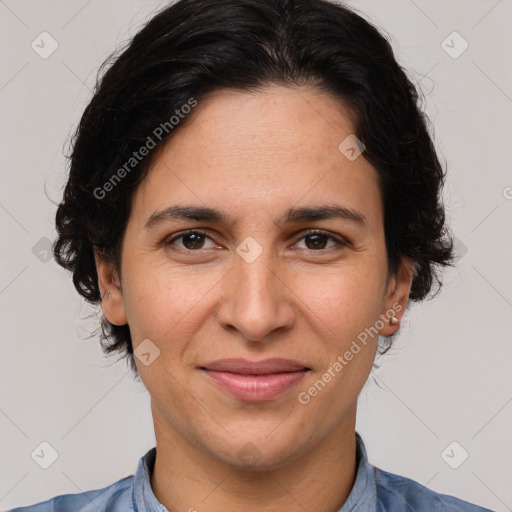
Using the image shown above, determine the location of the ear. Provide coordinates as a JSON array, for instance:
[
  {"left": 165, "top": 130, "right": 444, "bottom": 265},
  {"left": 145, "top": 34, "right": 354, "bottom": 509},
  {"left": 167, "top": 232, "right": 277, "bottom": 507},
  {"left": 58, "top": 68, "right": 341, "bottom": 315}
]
[
  {"left": 94, "top": 248, "right": 128, "bottom": 326},
  {"left": 378, "top": 258, "right": 415, "bottom": 337}
]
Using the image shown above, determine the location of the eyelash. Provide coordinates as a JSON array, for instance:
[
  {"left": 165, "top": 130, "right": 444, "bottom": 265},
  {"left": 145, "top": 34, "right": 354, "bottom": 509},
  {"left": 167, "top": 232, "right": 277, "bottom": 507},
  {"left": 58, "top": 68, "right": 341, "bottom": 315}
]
[{"left": 164, "top": 229, "right": 349, "bottom": 253}]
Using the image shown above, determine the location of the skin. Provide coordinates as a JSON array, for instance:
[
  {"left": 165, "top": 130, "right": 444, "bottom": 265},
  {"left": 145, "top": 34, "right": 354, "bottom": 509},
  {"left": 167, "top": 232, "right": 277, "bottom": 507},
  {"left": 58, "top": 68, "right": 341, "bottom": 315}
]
[{"left": 95, "top": 85, "right": 414, "bottom": 512}]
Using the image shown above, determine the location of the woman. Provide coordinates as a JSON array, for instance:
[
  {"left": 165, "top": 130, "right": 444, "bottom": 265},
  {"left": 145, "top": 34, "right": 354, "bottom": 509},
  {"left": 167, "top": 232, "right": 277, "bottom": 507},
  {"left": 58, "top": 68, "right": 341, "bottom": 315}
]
[{"left": 8, "top": 0, "right": 495, "bottom": 510}]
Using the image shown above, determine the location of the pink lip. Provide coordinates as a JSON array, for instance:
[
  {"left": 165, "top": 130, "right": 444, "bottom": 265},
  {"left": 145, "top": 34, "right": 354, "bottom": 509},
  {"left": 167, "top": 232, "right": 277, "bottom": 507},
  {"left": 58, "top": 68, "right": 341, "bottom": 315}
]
[{"left": 200, "top": 358, "right": 310, "bottom": 402}]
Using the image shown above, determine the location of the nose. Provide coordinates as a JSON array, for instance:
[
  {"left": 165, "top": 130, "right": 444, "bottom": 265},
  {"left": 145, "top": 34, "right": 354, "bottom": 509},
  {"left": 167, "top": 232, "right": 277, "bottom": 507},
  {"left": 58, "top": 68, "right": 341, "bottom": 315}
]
[{"left": 216, "top": 245, "right": 296, "bottom": 343}]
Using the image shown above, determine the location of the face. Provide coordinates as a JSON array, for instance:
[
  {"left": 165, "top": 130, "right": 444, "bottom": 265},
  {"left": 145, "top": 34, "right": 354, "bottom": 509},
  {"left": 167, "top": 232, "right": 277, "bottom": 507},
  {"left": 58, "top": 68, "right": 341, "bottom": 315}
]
[{"left": 95, "top": 85, "right": 413, "bottom": 470}]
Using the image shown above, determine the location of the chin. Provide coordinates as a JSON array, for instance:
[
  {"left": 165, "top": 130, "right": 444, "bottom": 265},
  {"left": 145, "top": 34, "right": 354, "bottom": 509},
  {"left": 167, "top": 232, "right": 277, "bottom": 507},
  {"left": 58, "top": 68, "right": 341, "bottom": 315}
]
[{"left": 205, "top": 428, "right": 312, "bottom": 472}]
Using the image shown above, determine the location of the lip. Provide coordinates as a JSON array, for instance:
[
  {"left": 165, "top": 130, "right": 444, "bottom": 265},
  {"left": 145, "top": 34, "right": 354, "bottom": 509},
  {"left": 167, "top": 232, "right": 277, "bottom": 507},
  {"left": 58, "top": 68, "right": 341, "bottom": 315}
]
[{"left": 199, "top": 358, "right": 310, "bottom": 402}]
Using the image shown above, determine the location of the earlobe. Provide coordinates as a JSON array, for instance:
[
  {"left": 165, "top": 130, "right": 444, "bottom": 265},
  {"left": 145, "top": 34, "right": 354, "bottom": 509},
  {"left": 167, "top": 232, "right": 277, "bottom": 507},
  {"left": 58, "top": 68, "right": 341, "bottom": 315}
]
[
  {"left": 93, "top": 248, "right": 128, "bottom": 326},
  {"left": 379, "top": 259, "right": 415, "bottom": 336}
]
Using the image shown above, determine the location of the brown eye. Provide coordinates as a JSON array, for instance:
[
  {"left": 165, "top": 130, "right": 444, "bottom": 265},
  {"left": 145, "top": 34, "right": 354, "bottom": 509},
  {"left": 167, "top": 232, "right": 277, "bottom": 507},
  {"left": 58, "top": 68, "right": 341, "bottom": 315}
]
[
  {"left": 166, "top": 230, "right": 216, "bottom": 251},
  {"left": 295, "top": 230, "right": 347, "bottom": 251},
  {"left": 304, "top": 233, "right": 329, "bottom": 250}
]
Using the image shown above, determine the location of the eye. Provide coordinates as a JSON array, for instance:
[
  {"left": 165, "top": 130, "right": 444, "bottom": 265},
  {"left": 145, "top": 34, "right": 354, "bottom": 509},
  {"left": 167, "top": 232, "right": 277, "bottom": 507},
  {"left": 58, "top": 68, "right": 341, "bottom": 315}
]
[
  {"left": 165, "top": 230, "right": 217, "bottom": 251},
  {"left": 165, "top": 229, "right": 349, "bottom": 254},
  {"left": 294, "top": 230, "right": 348, "bottom": 251}
]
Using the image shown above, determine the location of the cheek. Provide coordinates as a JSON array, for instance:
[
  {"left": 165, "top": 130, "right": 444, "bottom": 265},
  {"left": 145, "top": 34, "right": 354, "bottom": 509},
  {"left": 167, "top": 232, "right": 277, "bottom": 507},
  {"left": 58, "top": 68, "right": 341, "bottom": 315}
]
[
  {"left": 296, "top": 272, "right": 383, "bottom": 414},
  {"left": 122, "top": 261, "right": 221, "bottom": 345},
  {"left": 294, "top": 263, "right": 386, "bottom": 339}
]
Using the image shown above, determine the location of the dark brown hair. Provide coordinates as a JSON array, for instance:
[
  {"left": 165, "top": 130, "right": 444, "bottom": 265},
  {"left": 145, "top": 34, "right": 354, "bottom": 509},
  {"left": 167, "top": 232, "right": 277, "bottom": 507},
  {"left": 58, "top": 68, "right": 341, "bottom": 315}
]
[{"left": 53, "top": 0, "right": 454, "bottom": 377}]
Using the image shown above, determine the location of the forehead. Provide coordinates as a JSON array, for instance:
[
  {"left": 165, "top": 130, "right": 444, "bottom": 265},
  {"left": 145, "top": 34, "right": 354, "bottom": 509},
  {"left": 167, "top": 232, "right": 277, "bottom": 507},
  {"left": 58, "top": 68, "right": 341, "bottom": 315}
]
[
  {"left": 130, "top": 85, "right": 383, "bottom": 230},
  {"left": 173, "top": 85, "right": 358, "bottom": 164}
]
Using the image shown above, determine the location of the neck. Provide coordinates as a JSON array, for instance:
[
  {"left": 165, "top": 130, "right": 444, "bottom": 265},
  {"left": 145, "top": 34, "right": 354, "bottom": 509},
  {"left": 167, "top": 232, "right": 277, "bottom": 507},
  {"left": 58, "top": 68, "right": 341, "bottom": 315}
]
[{"left": 150, "top": 403, "right": 358, "bottom": 512}]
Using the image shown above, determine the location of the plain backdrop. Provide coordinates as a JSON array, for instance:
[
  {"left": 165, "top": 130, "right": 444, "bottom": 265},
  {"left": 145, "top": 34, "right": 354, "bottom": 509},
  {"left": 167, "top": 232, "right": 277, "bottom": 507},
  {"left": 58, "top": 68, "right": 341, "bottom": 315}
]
[{"left": 0, "top": 0, "right": 511, "bottom": 510}]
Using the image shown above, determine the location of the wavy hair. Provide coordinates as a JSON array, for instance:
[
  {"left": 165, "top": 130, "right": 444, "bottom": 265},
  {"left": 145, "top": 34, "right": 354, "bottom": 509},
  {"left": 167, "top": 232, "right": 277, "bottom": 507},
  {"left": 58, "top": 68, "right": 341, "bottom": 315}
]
[{"left": 53, "top": 0, "right": 454, "bottom": 377}]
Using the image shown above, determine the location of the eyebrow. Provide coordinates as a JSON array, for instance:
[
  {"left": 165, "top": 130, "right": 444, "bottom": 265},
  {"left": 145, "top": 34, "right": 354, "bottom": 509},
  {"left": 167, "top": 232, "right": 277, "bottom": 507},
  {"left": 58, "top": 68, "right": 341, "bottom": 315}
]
[{"left": 144, "top": 204, "right": 367, "bottom": 230}]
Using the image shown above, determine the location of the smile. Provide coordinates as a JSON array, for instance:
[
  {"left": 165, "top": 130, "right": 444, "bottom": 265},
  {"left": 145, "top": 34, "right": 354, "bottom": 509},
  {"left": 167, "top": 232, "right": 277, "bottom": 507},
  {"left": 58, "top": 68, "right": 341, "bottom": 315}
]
[
  {"left": 199, "top": 358, "right": 311, "bottom": 402},
  {"left": 200, "top": 369, "right": 310, "bottom": 402}
]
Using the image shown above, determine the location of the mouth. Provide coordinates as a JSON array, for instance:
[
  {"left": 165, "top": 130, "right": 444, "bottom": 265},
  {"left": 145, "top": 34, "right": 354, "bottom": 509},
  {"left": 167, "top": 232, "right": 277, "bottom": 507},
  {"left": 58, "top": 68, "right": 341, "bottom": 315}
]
[{"left": 199, "top": 358, "right": 311, "bottom": 402}]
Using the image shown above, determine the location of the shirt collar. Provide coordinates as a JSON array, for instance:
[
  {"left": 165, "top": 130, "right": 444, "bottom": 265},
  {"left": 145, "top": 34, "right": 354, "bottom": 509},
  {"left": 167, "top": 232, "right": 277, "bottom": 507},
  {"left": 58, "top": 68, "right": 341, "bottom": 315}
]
[
  {"left": 339, "top": 432, "right": 377, "bottom": 512},
  {"left": 131, "top": 445, "right": 168, "bottom": 512},
  {"left": 132, "top": 432, "right": 376, "bottom": 512}
]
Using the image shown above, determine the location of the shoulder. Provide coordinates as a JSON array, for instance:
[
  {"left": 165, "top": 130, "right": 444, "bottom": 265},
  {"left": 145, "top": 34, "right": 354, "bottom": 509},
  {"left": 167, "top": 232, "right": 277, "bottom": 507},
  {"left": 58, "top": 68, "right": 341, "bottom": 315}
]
[
  {"left": 5, "top": 475, "right": 133, "bottom": 512},
  {"left": 374, "top": 467, "right": 495, "bottom": 512}
]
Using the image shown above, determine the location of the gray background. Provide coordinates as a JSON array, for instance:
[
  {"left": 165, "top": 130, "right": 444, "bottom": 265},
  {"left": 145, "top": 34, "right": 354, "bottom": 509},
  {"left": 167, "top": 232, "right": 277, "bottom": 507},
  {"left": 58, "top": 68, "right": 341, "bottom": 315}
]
[{"left": 0, "top": 0, "right": 511, "bottom": 510}]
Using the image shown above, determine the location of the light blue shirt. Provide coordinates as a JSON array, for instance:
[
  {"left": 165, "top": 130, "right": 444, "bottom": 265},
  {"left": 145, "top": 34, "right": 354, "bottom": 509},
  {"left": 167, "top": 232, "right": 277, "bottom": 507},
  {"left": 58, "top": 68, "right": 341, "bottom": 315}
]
[{"left": 7, "top": 433, "right": 494, "bottom": 511}]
